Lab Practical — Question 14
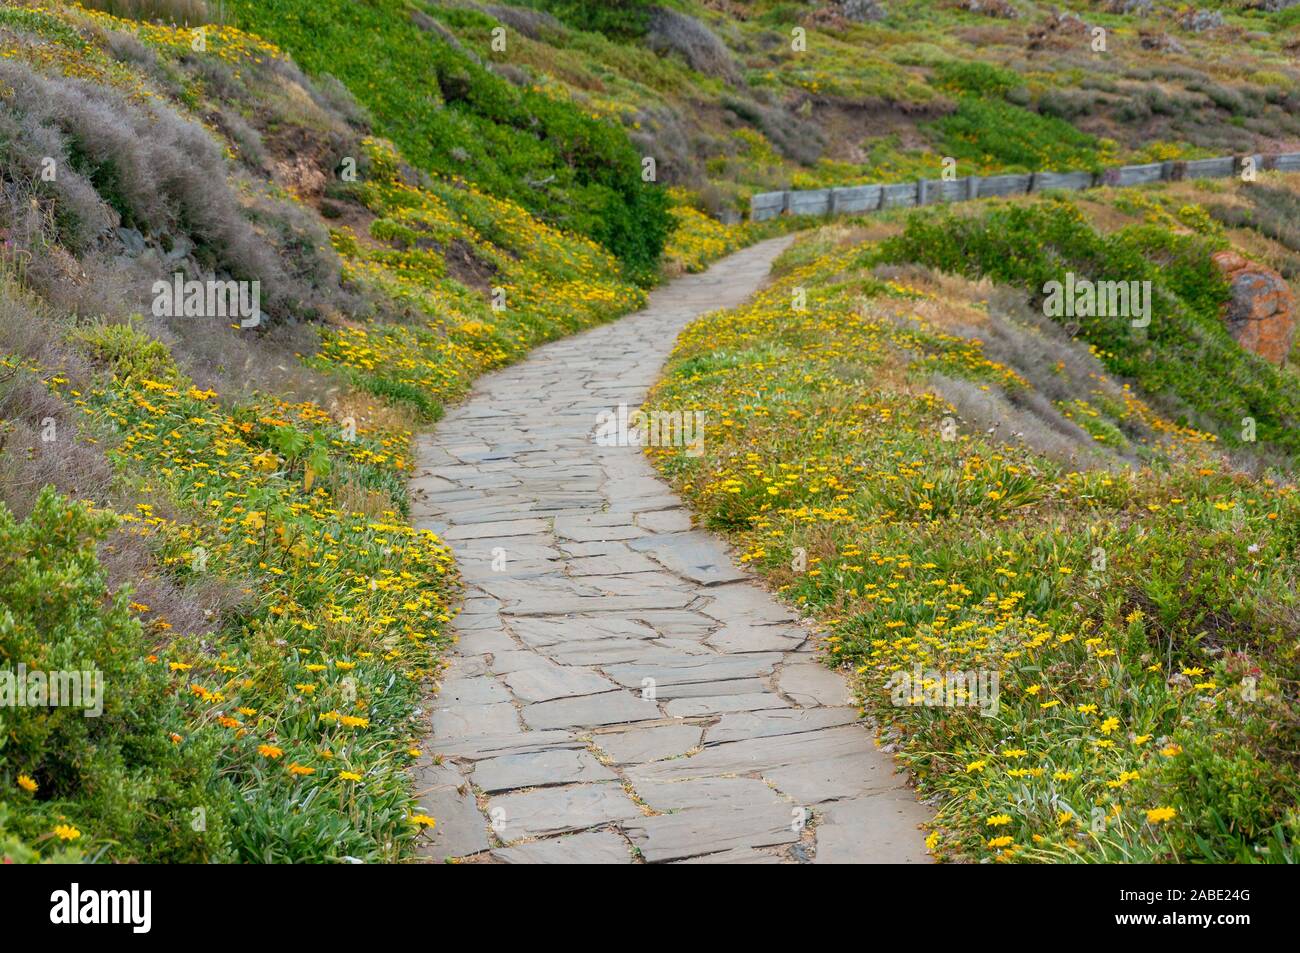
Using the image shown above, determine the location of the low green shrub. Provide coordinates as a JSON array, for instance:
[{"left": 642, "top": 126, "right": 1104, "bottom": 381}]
[
  {"left": 0, "top": 487, "right": 230, "bottom": 862},
  {"left": 877, "top": 198, "right": 1300, "bottom": 462},
  {"left": 931, "top": 98, "right": 1109, "bottom": 173}
]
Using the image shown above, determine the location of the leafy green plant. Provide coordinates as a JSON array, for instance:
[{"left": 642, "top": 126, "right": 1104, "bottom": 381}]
[
  {"left": 932, "top": 60, "right": 1022, "bottom": 99},
  {"left": 0, "top": 488, "right": 229, "bottom": 862},
  {"left": 877, "top": 198, "right": 1300, "bottom": 463},
  {"left": 537, "top": 0, "right": 653, "bottom": 38}
]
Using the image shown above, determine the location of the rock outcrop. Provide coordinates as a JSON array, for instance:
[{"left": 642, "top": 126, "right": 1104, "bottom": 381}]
[{"left": 1212, "top": 250, "right": 1296, "bottom": 366}]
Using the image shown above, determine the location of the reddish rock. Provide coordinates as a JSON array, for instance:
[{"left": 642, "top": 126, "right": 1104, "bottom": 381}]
[{"left": 1211, "top": 250, "right": 1295, "bottom": 366}]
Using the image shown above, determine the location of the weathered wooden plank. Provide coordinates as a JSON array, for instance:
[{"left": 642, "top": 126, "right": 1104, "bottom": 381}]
[
  {"left": 1181, "top": 157, "right": 1235, "bottom": 179},
  {"left": 787, "top": 188, "right": 833, "bottom": 216},
  {"left": 921, "top": 178, "right": 966, "bottom": 203},
  {"left": 1106, "top": 163, "right": 1164, "bottom": 186},
  {"left": 975, "top": 173, "right": 1031, "bottom": 198},
  {"left": 879, "top": 182, "right": 919, "bottom": 209},
  {"left": 831, "top": 185, "right": 882, "bottom": 214},
  {"left": 1273, "top": 152, "right": 1300, "bottom": 172},
  {"left": 750, "top": 191, "right": 786, "bottom": 222},
  {"left": 1031, "top": 170, "right": 1094, "bottom": 192}
]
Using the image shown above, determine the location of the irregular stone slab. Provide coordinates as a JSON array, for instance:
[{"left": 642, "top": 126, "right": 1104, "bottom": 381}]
[
  {"left": 460, "top": 541, "right": 564, "bottom": 563},
  {"left": 409, "top": 474, "right": 459, "bottom": 495},
  {"left": 675, "top": 847, "right": 783, "bottom": 864},
  {"left": 813, "top": 792, "right": 933, "bottom": 864},
  {"left": 560, "top": 540, "right": 637, "bottom": 558},
  {"left": 634, "top": 776, "right": 788, "bottom": 814},
  {"left": 431, "top": 701, "right": 520, "bottom": 740},
  {"left": 777, "top": 660, "right": 853, "bottom": 707},
  {"left": 601, "top": 475, "right": 672, "bottom": 499},
  {"left": 543, "top": 639, "right": 685, "bottom": 666},
  {"left": 628, "top": 725, "right": 882, "bottom": 783},
  {"left": 650, "top": 677, "right": 771, "bottom": 699},
  {"left": 435, "top": 729, "right": 584, "bottom": 761},
  {"left": 631, "top": 610, "right": 717, "bottom": 637},
  {"left": 608, "top": 493, "right": 682, "bottom": 514},
  {"left": 436, "top": 674, "right": 512, "bottom": 706},
  {"left": 604, "top": 654, "right": 781, "bottom": 689},
  {"left": 485, "top": 650, "right": 554, "bottom": 674},
  {"left": 472, "top": 748, "right": 616, "bottom": 793},
  {"left": 628, "top": 531, "right": 748, "bottom": 586},
  {"left": 663, "top": 692, "right": 790, "bottom": 718},
  {"left": 454, "top": 628, "right": 517, "bottom": 655},
  {"left": 442, "top": 518, "right": 550, "bottom": 540},
  {"left": 522, "top": 691, "right": 662, "bottom": 730},
  {"left": 411, "top": 762, "right": 490, "bottom": 861},
  {"left": 706, "top": 707, "right": 860, "bottom": 745},
  {"left": 698, "top": 582, "right": 799, "bottom": 625},
  {"left": 510, "top": 616, "right": 659, "bottom": 648},
  {"left": 502, "top": 664, "right": 616, "bottom": 703},
  {"left": 623, "top": 802, "right": 799, "bottom": 863},
  {"left": 765, "top": 752, "right": 908, "bottom": 805},
  {"left": 553, "top": 515, "right": 645, "bottom": 542},
  {"left": 459, "top": 559, "right": 557, "bottom": 583},
  {"left": 566, "top": 551, "right": 662, "bottom": 576},
  {"left": 583, "top": 573, "right": 696, "bottom": 597},
  {"left": 440, "top": 501, "right": 538, "bottom": 525},
  {"left": 503, "top": 591, "right": 696, "bottom": 616},
  {"left": 635, "top": 509, "right": 693, "bottom": 533},
  {"left": 487, "top": 783, "right": 641, "bottom": 842},
  {"left": 593, "top": 723, "right": 702, "bottom": 765},
  {"left": 474, "top": 576, "right": 605, "bottom": 606},
  {"left": 706, "top": 623, "right": 807, "bottom": 654},
  {"left": 492, "top": 831, "right": 633, "bottom": 865}
]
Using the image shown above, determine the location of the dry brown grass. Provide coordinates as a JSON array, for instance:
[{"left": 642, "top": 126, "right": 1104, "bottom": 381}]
[{"left": 331, "top": 479, "right": 397, "bottom": 520}]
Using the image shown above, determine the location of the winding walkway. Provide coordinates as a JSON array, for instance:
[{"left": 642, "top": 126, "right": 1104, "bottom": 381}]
[{"left": 409, "top": 236, "right": 930, "bottom": 864}]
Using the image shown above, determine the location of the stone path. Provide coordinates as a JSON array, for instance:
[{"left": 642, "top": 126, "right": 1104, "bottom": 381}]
[{"left": 409, "top": 236, "right": 931, "bottom": 864}]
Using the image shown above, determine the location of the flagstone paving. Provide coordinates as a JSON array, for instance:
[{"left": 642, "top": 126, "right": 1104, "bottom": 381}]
[{"left": 409, "top": 236, "right": 931, "bottom": 864}]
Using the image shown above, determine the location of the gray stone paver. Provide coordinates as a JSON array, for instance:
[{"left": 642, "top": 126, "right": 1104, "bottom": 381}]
[
  {"left": 492, "top": 831, "right": 634, "bottom": 865},
  {"left": 412, "top": 237, "right": 930, "bottom": 863}
]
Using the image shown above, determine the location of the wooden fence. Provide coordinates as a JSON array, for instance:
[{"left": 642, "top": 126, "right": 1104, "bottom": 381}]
[{"left": 749, "top": 152, "right": 1300, "bottom": 222}]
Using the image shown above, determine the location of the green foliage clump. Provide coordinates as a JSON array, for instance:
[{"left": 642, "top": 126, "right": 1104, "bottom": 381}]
[
  {"left": 877, "top": 198, "right": 1300, "bottom": 463},
  {"left": 932, "top": 60, "right": 1022, "bottom": 98},
  {"left": 537, "top": 0, "right": 653, "bottom": 38},
  {"left": 73, "top": 321, "right": 182, "bottom": 384},
  {"left": 0, "top": 488, "right": 229, "bottom": 862},
  {"left": 932, "top": 98, "right": 1108, "bottom": 173}
]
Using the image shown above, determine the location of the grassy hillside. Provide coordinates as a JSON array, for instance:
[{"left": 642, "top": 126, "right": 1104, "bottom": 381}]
[{"left": 372, "top": 1, "right": 1300, "bottom": 217}]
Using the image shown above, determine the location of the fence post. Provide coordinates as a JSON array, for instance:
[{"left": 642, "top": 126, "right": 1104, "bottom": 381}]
[
  {"left": 917, "top": 179, "right": 928, "bottom": 206},
  {"left": 828, "top": 188, "right": 839, "bottom": 216}
]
